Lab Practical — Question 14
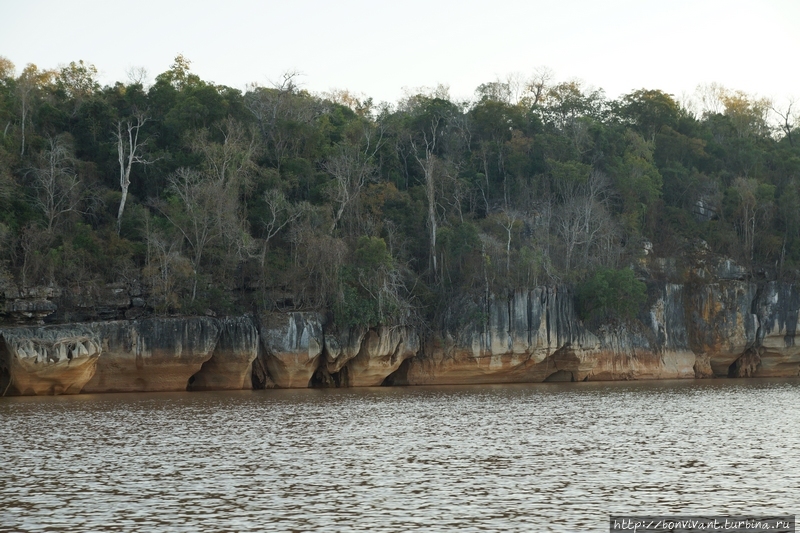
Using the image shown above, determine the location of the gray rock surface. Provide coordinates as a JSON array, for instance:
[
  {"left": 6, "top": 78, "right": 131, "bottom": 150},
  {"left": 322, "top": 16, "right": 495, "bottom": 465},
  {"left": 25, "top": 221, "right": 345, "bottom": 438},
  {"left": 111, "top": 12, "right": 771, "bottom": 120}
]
[
  {"left": 3, "top": 277, "right": 800, "bottom": 395},
  {"left": 0, "top": 325, "right": 99, "bottom": 395},
  {"left": 254, "top": 312, "right": 324, "bottom": 388},
  {"left": 188, "top": 316, "right": 260, "bottom": 391},
  {"left": 82, "top": 317, "right": 221, "bottom": 393}
]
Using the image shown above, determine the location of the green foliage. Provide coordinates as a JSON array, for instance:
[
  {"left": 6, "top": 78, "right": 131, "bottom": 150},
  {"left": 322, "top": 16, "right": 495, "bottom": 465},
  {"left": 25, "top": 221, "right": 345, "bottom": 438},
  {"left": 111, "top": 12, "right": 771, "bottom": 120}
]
[
  {"left": 611, "top": 131, "right": 663, "bottom": 232},
  {"left": 549, "top": 159, "right": 591, "bottom": 189},
  {"left": 620, "top": 89, "right": 679, "bottom": 140},
  {"left": 354, "top": 236, "right": 391, "bottom": 269},
  {"left": 437, "top": 221, "right": 481, "bottom": 287},
  {"left": 185, "top": 283, "right": 236, "bottom": 315},
  {"left": 2, "top": 56, "right": 800, "bottom": 327},
  {"left": 332, "top": 265, "right": 386, "bottom": 329},
  {"left": 577, "top": 268, "right": 647, "bottom": 321}
]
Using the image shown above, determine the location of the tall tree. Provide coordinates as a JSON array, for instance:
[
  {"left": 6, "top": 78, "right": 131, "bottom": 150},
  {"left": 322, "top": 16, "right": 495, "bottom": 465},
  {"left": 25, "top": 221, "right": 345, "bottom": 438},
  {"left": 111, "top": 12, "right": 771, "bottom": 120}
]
[
  {"left": 16, "top": 64, "right": 55, "bottom": 157},
  {"left": 57, "top": 60, "right": 100, "bottom": 114},
  {"left": 408, "top": 99, "right": 450, "bottom": 279},
  {"left": 115, "top": 110, "right": 151, "bottom": 233}
]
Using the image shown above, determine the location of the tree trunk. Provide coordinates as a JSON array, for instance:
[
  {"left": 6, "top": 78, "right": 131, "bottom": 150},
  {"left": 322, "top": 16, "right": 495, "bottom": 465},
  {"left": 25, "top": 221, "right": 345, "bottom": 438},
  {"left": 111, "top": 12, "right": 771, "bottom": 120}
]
[
  {"left": 117, "top": 183, "right": 129, "bottom": 234},
  {"left": 425, "top": 158, "right": 437, "bottom": 278}
]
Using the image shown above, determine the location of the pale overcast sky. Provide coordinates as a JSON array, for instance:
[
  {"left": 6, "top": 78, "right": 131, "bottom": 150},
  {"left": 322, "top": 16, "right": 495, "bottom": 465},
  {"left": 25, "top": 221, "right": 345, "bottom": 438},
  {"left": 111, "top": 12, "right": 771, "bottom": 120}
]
[{"left": 1, "top": 0, "right": 798, "bottom": 105}]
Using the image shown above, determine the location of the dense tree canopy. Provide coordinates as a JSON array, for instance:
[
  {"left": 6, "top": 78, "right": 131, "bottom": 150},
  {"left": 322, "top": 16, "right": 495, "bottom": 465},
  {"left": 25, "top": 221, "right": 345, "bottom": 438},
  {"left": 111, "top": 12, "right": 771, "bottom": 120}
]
[{"left": 1, "top": 56, "right": 798, "bottom": 326}]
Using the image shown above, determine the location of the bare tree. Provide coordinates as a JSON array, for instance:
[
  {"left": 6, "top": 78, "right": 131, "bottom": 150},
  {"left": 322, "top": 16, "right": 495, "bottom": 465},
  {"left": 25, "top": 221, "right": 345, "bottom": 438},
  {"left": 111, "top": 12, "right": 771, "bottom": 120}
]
[
  {"left": 155, "top": 116, "right": 259, "bottom": 302},
  {"left": 323, "top": 146, "right": 375, "bottom": 234},
  {"left": 554, "top": 170, "right": 612, "bottom": 272},
  {"left": 499, "top": 210, "right": 520, "bottom": 275},
  {"left": 773, "top": 98, "right": 797, "bottom": 147},
  {"left": 143, "top": 212, "right": 191, "bottom": 313},
  {"left": 262, "top": 189, "right": 304, "bottom": 243},
  {"left": 115, "top": 110, "right": 151, "bottom": 234},
  {"left": 28, "top": 135, "right": 82, "bottom": 233},
  {"left": 244, "top": 71, "right": 322, "bottom": 169},
  {"left": 125, "top": 66, "right": 149, "bottom": 87},
  {"left": 17, "top": 70, "right": 33, "bottom": 158},
  {"left": 695, "top": 82, "right": 726, "bottom": 116},
  {"left": 192, "top": 116, "right": 256, "bottom": 189},
  {"left": 526, "top": 66, "right": 554, "bottom": 107},
  {"left": 158, "top": 168, "right": 236, "bottom": 301},
  {"left": 410, "top": 113, "right": 444, "bottom": 279},
  {"left": 505, "top": 72, "right": 526, "bottom": 106},
  {"left": 732, "top": 177, "right": 774, "bottom": 262},
  {"left": 256, "top": 189, "right": 306, "bottom": 283}
]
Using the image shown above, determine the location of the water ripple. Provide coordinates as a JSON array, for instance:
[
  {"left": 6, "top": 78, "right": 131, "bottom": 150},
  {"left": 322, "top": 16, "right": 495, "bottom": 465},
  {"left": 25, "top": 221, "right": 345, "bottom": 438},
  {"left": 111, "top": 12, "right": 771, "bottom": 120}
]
[{"left": 1, "top": 379, "right": 799, "bottom": 532}]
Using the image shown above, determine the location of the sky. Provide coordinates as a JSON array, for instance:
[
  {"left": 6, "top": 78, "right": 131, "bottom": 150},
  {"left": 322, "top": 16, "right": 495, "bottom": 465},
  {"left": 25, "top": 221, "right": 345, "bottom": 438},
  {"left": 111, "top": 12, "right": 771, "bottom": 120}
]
[{"left": 1, "top": 0, "right": 798, "bottom": 107}]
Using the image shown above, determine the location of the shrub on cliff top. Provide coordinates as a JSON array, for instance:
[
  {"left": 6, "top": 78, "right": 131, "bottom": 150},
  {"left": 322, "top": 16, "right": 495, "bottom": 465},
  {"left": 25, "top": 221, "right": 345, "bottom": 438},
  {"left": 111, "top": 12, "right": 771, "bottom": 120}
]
[{"left": 576, "top": 267, "right": 647, "bottom": 321}]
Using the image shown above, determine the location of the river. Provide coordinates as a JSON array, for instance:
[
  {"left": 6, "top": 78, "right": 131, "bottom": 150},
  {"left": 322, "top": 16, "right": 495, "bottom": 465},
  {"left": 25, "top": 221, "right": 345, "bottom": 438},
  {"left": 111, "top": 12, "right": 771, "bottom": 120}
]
[{"left": 1, "top": 379, "right": 798, "bottom": 532}]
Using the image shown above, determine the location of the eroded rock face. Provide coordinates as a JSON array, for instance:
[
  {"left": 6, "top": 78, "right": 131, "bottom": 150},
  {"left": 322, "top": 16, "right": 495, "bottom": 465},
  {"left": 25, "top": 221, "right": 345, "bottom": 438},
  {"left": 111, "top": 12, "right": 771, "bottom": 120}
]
[
  {"left": 588, "top": 284, "right": 695, "bottom": 381},
  {"left": 3, "top": 277, "right": 800, "bottom": 395},
  {"left": 314, "top": 325, "right": 420, "bottom": 387},
  {"left": 0, "top": 326, "right": 100, "bottom": 395},
  {"left": 2, "top": 299, "right": 58, "bottom": 324},
  {"left": 402, "top": 287, "right": 601, "bottom": 385},
  {"left": 82, "top": 318, "right": 221, "bottom": 393},
  {"left": 254, "top": 312, "right": 324, "bottom": 388},
  {"left": 188, "top": 316, "right": 260, "bottom": 391},
  {"left": 686, "top": 281, "right": 758, "bottom": 377},
  {"left": 343, "top": 326, "right": 420, "bottom": 387},
  {"left": 323, "top": 326, "right": 368, "bottom": 375},
  {"left": 748, "top": 282, "right": 800, "bottom": 377}
]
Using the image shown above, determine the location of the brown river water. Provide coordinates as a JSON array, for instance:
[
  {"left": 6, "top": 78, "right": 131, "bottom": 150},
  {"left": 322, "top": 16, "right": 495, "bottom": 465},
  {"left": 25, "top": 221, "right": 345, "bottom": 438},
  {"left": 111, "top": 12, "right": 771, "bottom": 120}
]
[{"left": 1, "top": 379, "right": 799, "bottom": 532}]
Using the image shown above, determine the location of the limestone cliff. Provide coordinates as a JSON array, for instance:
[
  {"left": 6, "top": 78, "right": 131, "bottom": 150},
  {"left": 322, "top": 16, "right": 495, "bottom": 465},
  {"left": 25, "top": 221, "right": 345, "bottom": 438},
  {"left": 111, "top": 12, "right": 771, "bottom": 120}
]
[
  {"left": 2, "top": 278, "right": 800, "bottom": 395},
  {"left": 252, "top": 312, "right": 324, "bottom": 388},
  {"left": 188, "top": 316, "right": 260, "bottom": 391},
  {"left": 738, "top": 281, "right": 800, "bottom": 377},
  {"left": 397, "top": 287, "right": 601, "bottom": 385},
  {"left": 589, "top": 283, "right": 695, "bottom": 381},
  {"left": 685, "top": 281, "right": 758, "bottom": 377},
  {"left": 0, "top": 325, "right": 100, "bottom": 395},
  {"left": 319, "top": 325, "right": 419, "bottom": 387},
  {"left": 82, "top": 317, "right": 221, "bottom": 393}
]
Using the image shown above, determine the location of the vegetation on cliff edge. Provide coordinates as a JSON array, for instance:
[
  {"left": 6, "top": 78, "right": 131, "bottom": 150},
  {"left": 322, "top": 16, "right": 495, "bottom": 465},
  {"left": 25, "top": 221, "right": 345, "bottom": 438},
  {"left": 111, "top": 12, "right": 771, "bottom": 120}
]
[{"left": 0, "top": 56, "right": 798, "bottom": 327}]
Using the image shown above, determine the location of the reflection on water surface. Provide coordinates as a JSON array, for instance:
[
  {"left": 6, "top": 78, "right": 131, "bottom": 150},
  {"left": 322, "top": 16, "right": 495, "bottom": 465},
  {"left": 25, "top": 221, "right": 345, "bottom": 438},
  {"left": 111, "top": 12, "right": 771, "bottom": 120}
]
[{"left": 2, "top": 379, "right": 799, "bottom": 532}]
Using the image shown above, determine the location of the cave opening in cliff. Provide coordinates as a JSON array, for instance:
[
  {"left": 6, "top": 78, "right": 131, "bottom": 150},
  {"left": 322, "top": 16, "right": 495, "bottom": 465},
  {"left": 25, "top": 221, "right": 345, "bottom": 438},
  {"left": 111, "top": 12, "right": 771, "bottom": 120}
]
[
  {"left": 187, "top": 352, "right": 218, "bottom": 391},
  {"left": 310, "top": 366, "right": 348, "bottom": 388},
  {"left": 544, "top": 370, "right": 575, "bottom": 382},
  {"left": 381, "top": 357, "right": 412, "bottom": 386}
]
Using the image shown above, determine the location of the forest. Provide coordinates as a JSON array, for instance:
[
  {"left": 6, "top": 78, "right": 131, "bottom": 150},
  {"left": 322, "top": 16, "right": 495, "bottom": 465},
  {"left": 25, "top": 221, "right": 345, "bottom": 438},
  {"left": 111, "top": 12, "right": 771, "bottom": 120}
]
[{"left": 0, "top": 55, "right": 798, "bottom": 328}]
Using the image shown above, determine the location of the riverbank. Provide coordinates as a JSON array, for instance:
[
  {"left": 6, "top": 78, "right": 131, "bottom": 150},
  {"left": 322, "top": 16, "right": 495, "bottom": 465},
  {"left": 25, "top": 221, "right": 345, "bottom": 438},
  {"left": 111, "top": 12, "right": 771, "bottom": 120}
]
[{"left": 2, "top": 279, "right": 798, "bottom": 396}]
